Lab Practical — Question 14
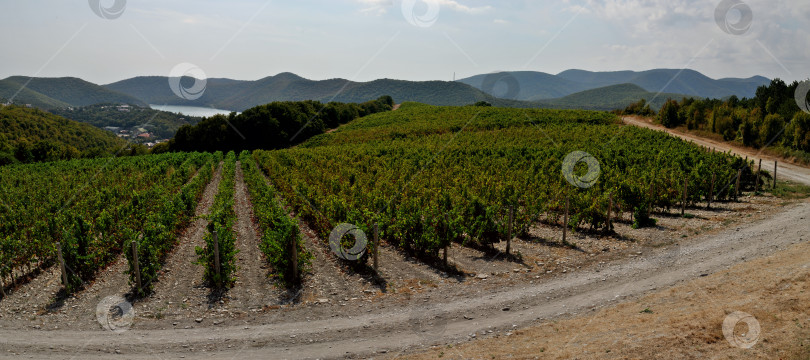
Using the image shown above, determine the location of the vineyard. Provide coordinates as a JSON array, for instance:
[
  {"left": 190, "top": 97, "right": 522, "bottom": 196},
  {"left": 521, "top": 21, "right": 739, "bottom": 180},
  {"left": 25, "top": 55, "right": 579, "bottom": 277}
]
[
  {"left": 0, "top": 103, "right": 756, "bottom": 302},
  {"left": 0, "top": 152, "right": 216, "bottom": 294},
  {"left": 256, "top": 103, "right": 751, "bottom": 258}
]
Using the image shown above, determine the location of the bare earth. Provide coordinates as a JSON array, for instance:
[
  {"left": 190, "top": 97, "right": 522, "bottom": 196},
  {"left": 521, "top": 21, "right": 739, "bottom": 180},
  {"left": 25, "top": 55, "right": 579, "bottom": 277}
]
[{"left": 1, "top": 121, "right": 810, "bottom": 359}]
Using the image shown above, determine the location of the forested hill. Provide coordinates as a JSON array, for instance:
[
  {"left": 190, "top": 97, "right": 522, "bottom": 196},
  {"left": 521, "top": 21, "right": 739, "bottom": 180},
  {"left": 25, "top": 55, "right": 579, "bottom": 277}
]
[
  {"left": 167, "top": 96, "right": 394, "bottom": 152},
  {"left": 0, "top": 105, "right": 126, "bottom": 165},
  {"left": 1, "top": 76, "right": 146, "bottom": 108}
]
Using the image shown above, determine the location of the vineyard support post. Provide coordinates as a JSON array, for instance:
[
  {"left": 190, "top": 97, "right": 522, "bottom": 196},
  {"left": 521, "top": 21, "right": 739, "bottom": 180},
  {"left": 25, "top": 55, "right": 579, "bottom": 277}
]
[
  {"left": 443, "top": 245, "right": 448, "bottom": 268},
  {"left": 606, "top": 193, "right": 613, "bottom": 233},
  {"left": 682, "top": 177, "right": 688, "bottom": 216},
  {"left": 506, "top": 206, "right": 513, "bottom": 256},
  {"left": 708, "top": 173, "right": 715, "bottom": 209},
  {"left": 562, "top": 197, "right": 569, "bottom": 244},
  {"left": 131, "top": 240, "right": 141, "bottom": 291},
  {"left": 0, "top": 269, "right": 5, "bottom": 297},
  {"left": 773, "top": 161, "right": 778, "bottom": 189},
  {"left": 373, "top": 223, "right": 379, "bottom": 271},
  {"left": 213, "top": 230, "right": 221, "bottom": 286},
  {"left": 57, "top": 242, "right": 68, "bottom": 289},
  {"left": 755, "top": 159, "right": 762, "bottom": 193},
  {"left": 735, "top": 169, "right": 742, "bottom": 201},
  {"left": 291, "top": 232, "right": 298, "bottom": 284}
]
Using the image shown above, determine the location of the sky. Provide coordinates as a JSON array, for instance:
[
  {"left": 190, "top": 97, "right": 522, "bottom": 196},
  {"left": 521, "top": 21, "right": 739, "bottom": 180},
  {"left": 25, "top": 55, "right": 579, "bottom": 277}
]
[{"left": 0, "top": 0, "right": 807, "bottom": 85}]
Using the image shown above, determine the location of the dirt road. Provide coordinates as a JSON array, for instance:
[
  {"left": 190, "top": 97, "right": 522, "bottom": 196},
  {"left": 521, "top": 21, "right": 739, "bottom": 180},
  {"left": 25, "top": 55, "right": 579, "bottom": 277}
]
[
  {"left": 623, "top": 116, "right": 810, "bottom": 185},
  {"left": 2, "top": 194, "right": 809, "bottom": 358}
]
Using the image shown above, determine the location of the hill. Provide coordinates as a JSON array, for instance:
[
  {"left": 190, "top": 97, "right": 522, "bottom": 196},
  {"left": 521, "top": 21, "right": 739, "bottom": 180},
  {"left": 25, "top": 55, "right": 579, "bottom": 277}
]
[
  {"left": 457, "top": 71, "right": 590, "bottom": 100},
  {"left": 0, "top": 105, "right": 126, "bottom": 164},
  {"left": 556, "top": 69, "right": 769, "bottom": 99},
  {"left": 1, "top": 76, "right": 146, "bottom": 107},
  {"left": 0, "top": 79, "right": 70, "bottom": 109},
  {"left": 535, "top": 83, "right": 688, "bottom": 111},
  {"left": 106, "top": 74, "right": 499, "bottom": 111}
]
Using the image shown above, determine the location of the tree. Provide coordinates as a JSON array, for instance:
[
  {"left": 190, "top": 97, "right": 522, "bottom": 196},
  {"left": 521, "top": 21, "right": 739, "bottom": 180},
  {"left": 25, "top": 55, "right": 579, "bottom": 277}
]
[
  {"left": 658, "top": 99, "right": 682, "bottom": 128},
  {"left": 739, "top": 118, "right": 757, "bottom": 147},
  {"left": 760, "top": 114, "right": 785, "bottom": 147},
  {"left": 786, "top": 112, "right": 810, "bottom": 151}
]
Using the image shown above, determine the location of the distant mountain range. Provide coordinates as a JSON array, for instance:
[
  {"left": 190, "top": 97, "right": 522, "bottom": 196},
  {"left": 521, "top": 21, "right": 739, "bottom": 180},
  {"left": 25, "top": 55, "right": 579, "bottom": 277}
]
[
  {"left": 0, "top": 69, "right": 770, "bottom": 115},
  {"left": 104, "top": 73, "right": 499, "bottom": 111},
  {"left": 458, "top": 69, "right": 769, "bottom": 101}
]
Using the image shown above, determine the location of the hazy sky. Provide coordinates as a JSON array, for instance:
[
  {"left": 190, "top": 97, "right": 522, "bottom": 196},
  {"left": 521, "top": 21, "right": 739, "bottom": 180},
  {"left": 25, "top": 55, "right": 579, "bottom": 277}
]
[{"left": 1, "top": 0, "right": 807, "bottom": 85}]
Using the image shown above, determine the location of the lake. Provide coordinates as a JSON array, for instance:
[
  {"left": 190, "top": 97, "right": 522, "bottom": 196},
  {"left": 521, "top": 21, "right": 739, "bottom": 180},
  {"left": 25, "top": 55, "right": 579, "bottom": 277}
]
[{"left": 149, "top": 105, "right": 238, "bottom": 118}]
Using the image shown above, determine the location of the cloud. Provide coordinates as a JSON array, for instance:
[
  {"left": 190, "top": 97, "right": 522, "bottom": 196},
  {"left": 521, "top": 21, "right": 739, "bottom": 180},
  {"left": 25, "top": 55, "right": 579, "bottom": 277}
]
[
  {"left": 357, "top": 0, "right": 492, "bottom": 16},
  {"left": 358, "top": 0, "right": 392, "bottom": 15},
  {"left": 437, "top": 0, "right": 492, "bottom": 14},
  {"left": 565, "top": 0, "right": 810, "bottom": 79}
]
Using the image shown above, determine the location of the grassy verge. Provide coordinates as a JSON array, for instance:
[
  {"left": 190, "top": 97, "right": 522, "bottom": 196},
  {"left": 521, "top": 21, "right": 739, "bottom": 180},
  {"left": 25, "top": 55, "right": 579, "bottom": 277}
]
[{"left": 770, "top": 181, "right": 810, "bottom": 200}]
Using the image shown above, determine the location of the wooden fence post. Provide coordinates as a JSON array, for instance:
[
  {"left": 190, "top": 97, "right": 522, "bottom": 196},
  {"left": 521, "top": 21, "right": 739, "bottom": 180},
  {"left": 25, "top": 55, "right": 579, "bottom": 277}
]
[
  {"left": 682, "top": 177, "right": 688, "bottom": 216},
  {"left": 506, "top": 206, "right": 513, "bottom": 256},
  {"left": 373, "top": 223, "right": 379, "bottom": 271},
  {"left": 755, "top": 159, "right": 762, "bottom": 193},
  {"left": 562, "top": 197, "right": 569, "bottom": 244},
  {"left": 57, "top": 242, "right": 68, "bottom": 289},
  {"left": 0, "top": 269, "right": 6, "bottom": 297},
  {"left": 213, "top": 230, "right": 221, "bottom": 285},
  {"left": 708, "top": 173, "right": 716, "bottom": 209},
  {"left": 606, "top": 192, "right": 613, "bottom": 233},
  {"left": 735, "top": 169, "right": 742, "bottom": 201},
  {"left": 131, "top": 240, "right": 141, "bottom": 291},
  {"left": 773, "top": 161, "right": 778, "bottom": 189},
  {"left": 291, "top": 232, "right": 298, "bottom": 283}
]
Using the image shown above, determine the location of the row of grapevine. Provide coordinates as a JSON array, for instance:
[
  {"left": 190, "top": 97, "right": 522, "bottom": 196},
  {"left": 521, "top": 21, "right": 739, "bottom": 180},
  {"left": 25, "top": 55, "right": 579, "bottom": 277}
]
[
  {"left": 0, "top": 153, "right": 212, "bottom": 293},
  {"left": 195, "top": 151, "right": 239, "bottom": 288},
  {"left": 124, "top": 152, "right": 218, "bottom": 296},
  {"left": 254, "top": 104, "right": 748, "bottom": 260},
  {"left": 239, "top": 151, "right": 311, "bottom": 287}
]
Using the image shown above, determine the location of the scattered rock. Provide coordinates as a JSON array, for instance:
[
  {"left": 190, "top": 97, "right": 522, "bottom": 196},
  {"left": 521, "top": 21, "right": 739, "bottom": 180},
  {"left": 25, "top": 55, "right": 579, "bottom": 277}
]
[
  {"left": 195, "top": 318, "right": 203, "bottom": 323},
  {"left": 476, "top": 274, "right": 488, "bottom": 280}
]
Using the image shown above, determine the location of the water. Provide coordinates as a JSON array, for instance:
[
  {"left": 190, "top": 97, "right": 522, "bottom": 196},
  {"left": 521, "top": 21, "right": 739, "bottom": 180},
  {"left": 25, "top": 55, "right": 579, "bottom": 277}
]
[{"left": 149, "top": 104, "right": 238, "bottom": 118}]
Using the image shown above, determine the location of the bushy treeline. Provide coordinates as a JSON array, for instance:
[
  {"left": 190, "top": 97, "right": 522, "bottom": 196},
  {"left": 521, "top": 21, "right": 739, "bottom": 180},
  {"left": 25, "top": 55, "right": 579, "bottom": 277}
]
[
  {"left": 168, "top": 96, "right": 394, "bottom": 152},
  {"left": 621, "top": 79, "right": 810, "bottom": 153}
]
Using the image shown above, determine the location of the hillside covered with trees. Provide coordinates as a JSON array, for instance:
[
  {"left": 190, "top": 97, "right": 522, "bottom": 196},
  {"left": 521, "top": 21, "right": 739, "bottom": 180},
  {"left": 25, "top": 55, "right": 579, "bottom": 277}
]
[
  {"left": 50, "top": 104, "right": 203, "bottom": 139},
  {"left": 0, "top": 105, "right": 126, "bottom": 165},
  {"left": 1, "top": 76, "right": 145, "bottom": 108},
  {"left": 168, "top": 96, "right": 394, "bottom": 152}
]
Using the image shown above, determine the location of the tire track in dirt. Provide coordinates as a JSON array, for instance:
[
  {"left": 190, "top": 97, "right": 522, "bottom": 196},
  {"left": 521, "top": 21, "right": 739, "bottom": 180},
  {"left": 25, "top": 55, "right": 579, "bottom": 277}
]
[{"left": 229, "top": 163, "right": 284, "bottom": 312}]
